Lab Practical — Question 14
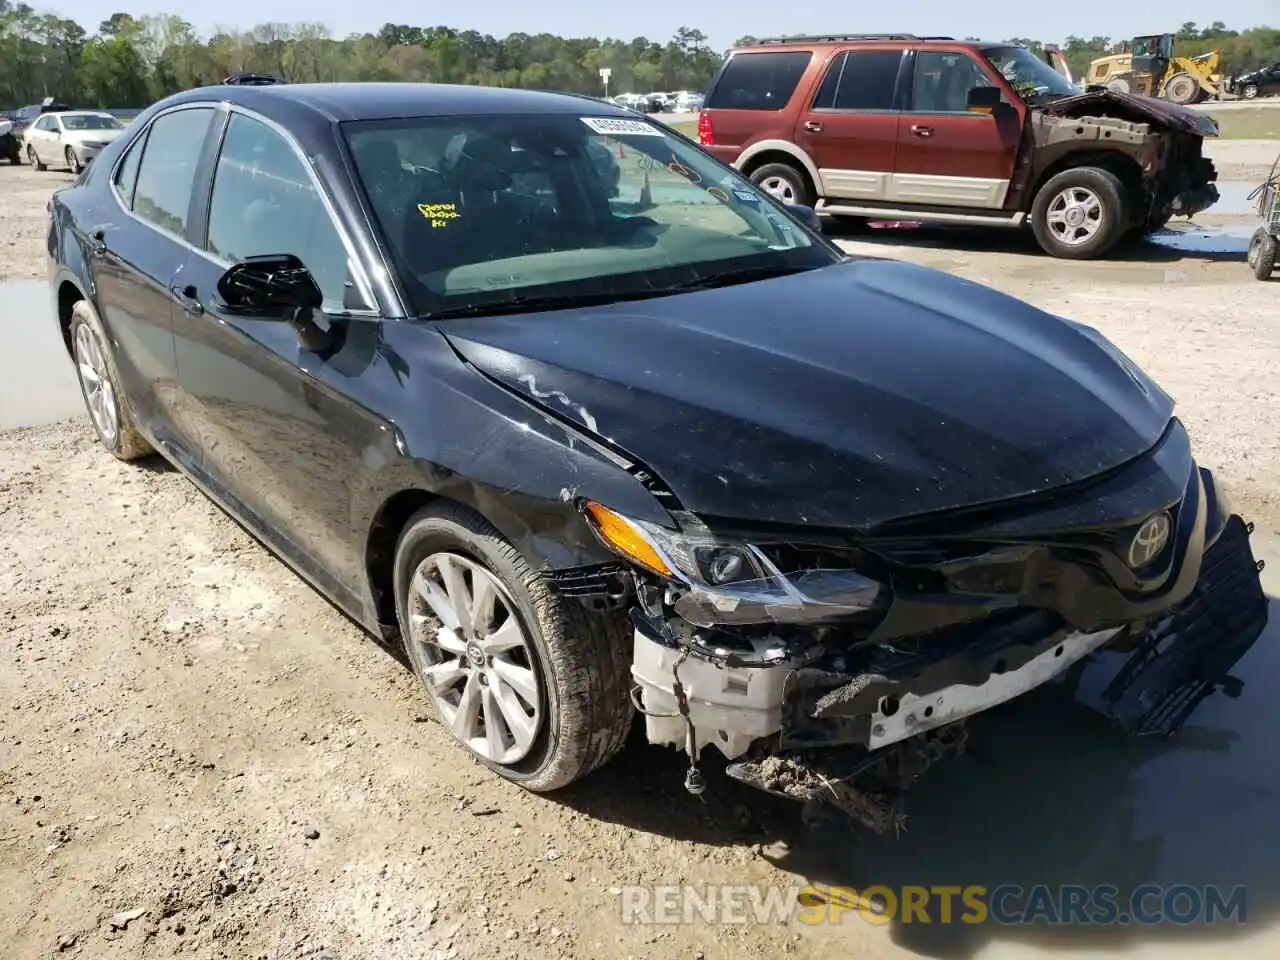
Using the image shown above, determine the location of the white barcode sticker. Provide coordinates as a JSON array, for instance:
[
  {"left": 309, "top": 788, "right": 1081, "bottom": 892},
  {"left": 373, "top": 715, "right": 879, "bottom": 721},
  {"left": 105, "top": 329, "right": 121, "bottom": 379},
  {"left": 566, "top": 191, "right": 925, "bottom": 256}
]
[{"left": 580, "top": 116, "right": 666, "bottom": 137}]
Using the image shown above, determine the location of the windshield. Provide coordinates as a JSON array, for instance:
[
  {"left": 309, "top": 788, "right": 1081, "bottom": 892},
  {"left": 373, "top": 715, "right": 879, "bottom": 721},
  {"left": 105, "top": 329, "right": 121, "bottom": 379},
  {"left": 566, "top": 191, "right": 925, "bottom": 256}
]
[
  {"left": 342, "top": 113, "right": 838, "bottom": 316},
  {"left": 61, "top": 114, "right": 124, "bottom": 131},
  {"left": 982, "top": 46, "right": 1081, "bottom": 102}
]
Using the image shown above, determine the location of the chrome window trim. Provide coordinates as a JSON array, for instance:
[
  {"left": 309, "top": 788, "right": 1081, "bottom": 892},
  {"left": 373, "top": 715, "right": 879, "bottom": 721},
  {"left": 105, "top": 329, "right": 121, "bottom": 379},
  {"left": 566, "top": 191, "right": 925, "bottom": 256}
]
[
  {"left": 108, "top": 100, "right": 381, "bottom": 319},
  {"left": 107, "top": 103, "right": 222, "bottom": 260}
]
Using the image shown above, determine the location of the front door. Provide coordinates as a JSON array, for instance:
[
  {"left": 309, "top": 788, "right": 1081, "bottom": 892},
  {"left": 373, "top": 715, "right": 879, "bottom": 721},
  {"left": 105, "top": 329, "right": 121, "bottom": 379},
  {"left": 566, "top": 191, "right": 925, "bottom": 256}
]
[
  {"left": 893, "top": 49, "right": 1023, "bottom": 209},
  {"left": 88, "top": 105, "right": 220, "bottom": 468},
  {"left": 172, "top": 107, "right": 385, "bottom": 599},
  {"left": 793, "top": 48, "right": 905, "bottom": 202}
]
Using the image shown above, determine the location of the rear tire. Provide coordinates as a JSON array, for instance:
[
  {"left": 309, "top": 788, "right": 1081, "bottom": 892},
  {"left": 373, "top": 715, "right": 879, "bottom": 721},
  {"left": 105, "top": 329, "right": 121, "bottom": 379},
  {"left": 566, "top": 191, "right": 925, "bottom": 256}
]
[
  {"left": 749, "top": 161, "right": 814, "bottom": 207},
  {"left": 1248, "top": 228, "right": 1276, "bottom": 281},
  {"left": 65, "top": 146, "right": 82, "bottom": 174},
  {"left": 393, "top": 503, "right": 635, "bottom": 792},
  {"left": 1030, "top": 167, "right": 1129, "bottom": 260},
  {"left": 69, "top": 300, "right": 154, "bottom": 461}
]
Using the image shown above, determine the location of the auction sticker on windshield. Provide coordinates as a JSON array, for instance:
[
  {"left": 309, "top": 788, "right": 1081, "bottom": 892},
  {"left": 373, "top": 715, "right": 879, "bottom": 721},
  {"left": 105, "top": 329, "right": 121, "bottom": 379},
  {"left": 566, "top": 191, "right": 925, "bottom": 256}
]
[{"left": 580, "top": 117, "right": 665, "bottom": 137}]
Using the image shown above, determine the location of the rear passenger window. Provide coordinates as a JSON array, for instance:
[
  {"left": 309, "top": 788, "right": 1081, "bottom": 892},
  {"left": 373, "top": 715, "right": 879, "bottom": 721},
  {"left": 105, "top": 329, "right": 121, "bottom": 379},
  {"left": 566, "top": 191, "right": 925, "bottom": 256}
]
[
  {"left": 132, "top": 107, "right": 215, "bottom": 236},
  {"left": 832, "top": 50, "right": 902, "bottom": 111},
  {"left": 206, "top": 112, "right": 369, "bottom": 313},
  {"left": 705, "top": 51, "right": 814, "bottom": 110},
  {"left": 113, "top": 133, "right": 146, "bottom": 207},
  {"left": 811, "top": 53, "right": 847, "bottom": 109}
]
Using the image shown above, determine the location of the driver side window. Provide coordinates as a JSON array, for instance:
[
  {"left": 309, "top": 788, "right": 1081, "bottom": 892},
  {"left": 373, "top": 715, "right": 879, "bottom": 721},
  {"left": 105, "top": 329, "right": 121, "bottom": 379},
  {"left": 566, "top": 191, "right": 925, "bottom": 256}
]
[
  {"left": 205, "top": 112, "right": 372, "bottom": 314},
  {"left": 910, "top": 52, "right": 1000, "bottom": 113}
]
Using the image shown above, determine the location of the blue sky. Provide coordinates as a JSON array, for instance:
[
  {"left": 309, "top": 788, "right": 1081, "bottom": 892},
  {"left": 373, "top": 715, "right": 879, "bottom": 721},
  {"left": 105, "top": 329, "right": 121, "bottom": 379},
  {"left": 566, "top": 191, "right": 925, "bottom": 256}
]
[{"left": 47, "top": 0, "right": 1276, "bottom": 51}]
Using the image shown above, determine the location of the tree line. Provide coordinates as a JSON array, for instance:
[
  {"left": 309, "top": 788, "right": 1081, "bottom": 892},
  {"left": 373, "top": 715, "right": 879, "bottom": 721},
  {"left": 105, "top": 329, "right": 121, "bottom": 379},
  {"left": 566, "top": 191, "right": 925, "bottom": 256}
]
[{"left": 3, "top": 5, "right": 1279, "bottom": 112}]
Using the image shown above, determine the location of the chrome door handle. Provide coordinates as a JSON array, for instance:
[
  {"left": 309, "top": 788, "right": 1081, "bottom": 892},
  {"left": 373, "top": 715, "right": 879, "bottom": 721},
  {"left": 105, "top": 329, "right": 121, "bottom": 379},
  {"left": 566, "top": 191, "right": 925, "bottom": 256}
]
[
  {"left": 170, "top": 283, "right": 204, "bottom": 315},
  {"left": 911, "top": 124, "right": 934, "bottom": 137},
  {"left": 804, "top": 120, "right": 824, "bottom": 132}
]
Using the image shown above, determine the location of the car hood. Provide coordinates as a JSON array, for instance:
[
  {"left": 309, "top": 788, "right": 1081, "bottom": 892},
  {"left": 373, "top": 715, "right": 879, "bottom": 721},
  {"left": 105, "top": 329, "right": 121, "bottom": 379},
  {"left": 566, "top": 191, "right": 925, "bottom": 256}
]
[
  {"left": 442, "top": 258, "right": 1175, "bottom": 531},
  {"left": 1042, "top": 89, "right": 1219, "bottom": 138}
]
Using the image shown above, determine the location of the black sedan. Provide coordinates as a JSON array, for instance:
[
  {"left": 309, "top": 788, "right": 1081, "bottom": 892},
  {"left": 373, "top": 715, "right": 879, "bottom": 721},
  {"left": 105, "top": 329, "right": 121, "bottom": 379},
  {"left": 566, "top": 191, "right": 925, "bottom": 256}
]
[
  {"left": 1232, "top": 61, "right": 1280, "bottom": 99},
  {"left": 46, "top": 82, "right": 1268, "bottom": 819}
]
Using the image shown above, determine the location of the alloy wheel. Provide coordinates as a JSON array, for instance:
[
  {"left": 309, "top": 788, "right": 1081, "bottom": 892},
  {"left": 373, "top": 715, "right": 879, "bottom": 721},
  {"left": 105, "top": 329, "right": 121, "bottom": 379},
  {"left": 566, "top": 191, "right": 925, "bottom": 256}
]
[
  {"left": 406, "top": 552, "right": 543, "bottom": 764},
  {"left": 1044, "top": 186, "right": 1104, "bottom": 247},
  {"left": 758, "top": 175, "right": 797, "bottom": 203},
  {"left": 73, "top": 322, "right": 119, "bottom": 446}
]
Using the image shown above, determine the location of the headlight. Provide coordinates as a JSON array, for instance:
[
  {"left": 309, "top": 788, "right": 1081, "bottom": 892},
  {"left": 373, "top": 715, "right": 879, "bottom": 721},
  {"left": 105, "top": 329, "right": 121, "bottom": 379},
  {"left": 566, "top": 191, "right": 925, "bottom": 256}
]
[{"left": 583, "top": 501, "right": 885, "bottom": 627}]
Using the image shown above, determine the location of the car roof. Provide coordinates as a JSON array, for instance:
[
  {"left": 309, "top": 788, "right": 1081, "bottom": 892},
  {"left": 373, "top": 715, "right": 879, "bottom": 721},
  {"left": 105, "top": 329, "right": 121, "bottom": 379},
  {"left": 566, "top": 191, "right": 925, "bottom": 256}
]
[
  {"left": 733, "top": 34, "right": 993, "bottom": 52},
  {"left": 160, "top": 82, "right": 641, "bottom": 124}
]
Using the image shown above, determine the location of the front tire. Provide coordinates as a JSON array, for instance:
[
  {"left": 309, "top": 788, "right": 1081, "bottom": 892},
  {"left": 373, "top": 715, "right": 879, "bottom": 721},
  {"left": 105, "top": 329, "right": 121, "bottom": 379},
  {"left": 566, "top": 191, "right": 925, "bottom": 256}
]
[
  {"left": 69, "top": 300, "right": 153, "bottom": 461},
  {"left": 1163, "top": 72, "right": 1202, "bottom": 105},
  {"left": 1242, "top": 83, "right": 1259, "bottom": 100},
  {"left": 393, "top": 503, "right": 634, "bottom": 792},
  {"left": 1248, "top": 227, "right": 1276, "bottom": 281},
  {"left": 749, "top": 161, "right": 814, "bottom": 207},
  {"left": 27, "top": 145, "right": 45, "bottom": 171},
  {"left": 1030, "top": 167, "right": 1128, "bottom": 259}
]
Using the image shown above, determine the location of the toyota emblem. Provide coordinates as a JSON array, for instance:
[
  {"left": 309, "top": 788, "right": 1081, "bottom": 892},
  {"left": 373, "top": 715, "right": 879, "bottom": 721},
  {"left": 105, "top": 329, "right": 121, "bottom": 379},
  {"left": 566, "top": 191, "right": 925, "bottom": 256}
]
[{"left": 1127, "top": 514, "right": 1171, "bottom": 568}]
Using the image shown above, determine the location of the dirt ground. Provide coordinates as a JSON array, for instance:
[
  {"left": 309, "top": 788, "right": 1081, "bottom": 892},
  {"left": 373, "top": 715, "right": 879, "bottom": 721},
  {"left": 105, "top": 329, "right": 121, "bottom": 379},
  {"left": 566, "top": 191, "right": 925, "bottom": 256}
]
[{"left": 1, "top": 139, "right": 1279, "bottom": 960}]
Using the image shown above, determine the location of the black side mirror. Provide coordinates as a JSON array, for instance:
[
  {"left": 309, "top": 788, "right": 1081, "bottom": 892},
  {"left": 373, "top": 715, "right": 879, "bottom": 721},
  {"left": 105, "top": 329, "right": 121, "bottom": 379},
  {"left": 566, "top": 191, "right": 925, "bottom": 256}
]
[
  {"left": 966, "top": 86, "right": 1004, "bottom": 111},
  {"left": 784, "top": 201, "right": 822, "bottom": 233},
  {"left": 216, "top": 253, "right": 323, "bottom": 316}
]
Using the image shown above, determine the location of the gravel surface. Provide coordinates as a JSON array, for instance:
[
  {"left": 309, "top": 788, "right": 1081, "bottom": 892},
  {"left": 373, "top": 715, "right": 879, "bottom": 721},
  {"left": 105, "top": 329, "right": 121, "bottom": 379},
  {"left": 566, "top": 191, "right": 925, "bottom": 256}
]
[{"left": 2, "top": 147, "right": 1278, "bottom": 960}]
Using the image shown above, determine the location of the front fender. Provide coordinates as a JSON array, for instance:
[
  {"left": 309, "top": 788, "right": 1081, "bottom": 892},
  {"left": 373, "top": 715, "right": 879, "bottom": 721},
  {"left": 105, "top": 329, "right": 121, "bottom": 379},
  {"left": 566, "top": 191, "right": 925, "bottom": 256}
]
[{"left": 349, "top": 324, "right": 672, "bottom": 576}]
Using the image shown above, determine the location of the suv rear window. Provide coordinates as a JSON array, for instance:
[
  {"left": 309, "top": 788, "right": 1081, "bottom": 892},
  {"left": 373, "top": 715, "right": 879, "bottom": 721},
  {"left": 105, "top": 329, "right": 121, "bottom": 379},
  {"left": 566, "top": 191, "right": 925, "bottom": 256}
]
[{"left": 705, "top": 51, "right": 814, "bottom": 110}]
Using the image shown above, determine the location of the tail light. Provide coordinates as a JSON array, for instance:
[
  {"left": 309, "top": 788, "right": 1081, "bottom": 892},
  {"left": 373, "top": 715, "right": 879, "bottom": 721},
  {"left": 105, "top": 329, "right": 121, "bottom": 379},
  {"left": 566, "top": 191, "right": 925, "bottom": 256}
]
[{"left": 697, "top": 110, "right": 714, "bottom": 146}]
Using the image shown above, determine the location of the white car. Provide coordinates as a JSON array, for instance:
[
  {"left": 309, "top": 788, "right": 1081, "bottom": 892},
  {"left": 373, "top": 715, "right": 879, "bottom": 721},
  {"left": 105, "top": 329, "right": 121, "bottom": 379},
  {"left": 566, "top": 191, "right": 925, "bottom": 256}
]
[{"left": 22, "top": 110, "right": 126, "bottom": 173}]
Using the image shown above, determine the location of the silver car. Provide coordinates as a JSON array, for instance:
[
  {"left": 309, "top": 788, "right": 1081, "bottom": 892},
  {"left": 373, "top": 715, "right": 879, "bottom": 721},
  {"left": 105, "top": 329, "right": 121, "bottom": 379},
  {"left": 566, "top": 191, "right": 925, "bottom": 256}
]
[{"left": 22, "top": 111, "right": 126, "bottom": 173}]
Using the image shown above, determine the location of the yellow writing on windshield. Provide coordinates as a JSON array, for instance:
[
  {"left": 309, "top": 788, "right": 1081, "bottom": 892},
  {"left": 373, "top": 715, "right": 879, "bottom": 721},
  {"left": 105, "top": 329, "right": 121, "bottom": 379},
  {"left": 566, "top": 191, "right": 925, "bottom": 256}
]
[{"left": 418, "top": 202, "right": 461, "bottom": 229}]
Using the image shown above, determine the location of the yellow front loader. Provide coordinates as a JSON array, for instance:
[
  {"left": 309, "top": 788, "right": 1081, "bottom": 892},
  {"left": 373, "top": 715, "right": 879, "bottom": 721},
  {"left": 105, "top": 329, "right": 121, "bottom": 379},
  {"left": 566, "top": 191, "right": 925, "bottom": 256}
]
[{"left": 1086, "top": 34, "right": 1227, "bottom": 104}]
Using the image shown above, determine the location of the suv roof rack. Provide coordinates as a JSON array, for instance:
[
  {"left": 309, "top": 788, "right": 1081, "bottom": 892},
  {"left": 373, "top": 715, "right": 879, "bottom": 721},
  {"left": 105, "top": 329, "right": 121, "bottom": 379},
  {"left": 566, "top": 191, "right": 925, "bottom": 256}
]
[{"left": 753, "top": 34, "right": 955, "bottom": 45}]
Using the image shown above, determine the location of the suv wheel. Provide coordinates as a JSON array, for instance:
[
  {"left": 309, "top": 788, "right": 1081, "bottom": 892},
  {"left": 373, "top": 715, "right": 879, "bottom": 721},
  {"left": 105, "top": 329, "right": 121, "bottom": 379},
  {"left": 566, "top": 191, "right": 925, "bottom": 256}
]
[
  {"left": 393, "top": 503, "right": 635, "bottom": 792},
  {"left": 1247, "top": 227, "right": 1276, "bottom": 280},
  {"left": 749, "top": 162, "right": 814, "bottom": 206},
  {"left": 1030, "top": 167, "right": 1128, "bottom": 259}
]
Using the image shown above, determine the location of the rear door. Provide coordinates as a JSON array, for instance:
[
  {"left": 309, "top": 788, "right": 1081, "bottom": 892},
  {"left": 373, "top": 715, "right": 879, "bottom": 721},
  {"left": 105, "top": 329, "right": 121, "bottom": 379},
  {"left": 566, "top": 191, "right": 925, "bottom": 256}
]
[
  {"left": 792, "top": 48, "right": 905, "bottom": 202},
  {"left": 892, "top": 49, "right": 1024, "bottom": 209},
  {"left": 90, "top": 105, "right": 220, "bottom": 468}
]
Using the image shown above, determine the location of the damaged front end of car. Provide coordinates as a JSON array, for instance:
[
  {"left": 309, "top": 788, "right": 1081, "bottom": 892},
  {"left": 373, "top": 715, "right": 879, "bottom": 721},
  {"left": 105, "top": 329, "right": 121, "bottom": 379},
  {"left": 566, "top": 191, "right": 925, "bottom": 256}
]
[
  {"left": 1030, "top": 89, "right": 1222, "bottom": 228},
  {"left": 577, "top": 422, "right": 1269, "bottom": 833}
]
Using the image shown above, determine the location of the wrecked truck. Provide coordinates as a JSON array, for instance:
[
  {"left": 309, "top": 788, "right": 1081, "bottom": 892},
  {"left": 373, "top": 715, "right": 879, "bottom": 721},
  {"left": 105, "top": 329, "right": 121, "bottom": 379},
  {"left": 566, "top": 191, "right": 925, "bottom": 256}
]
[
  {"left": 49, "top": 84, "right": 1267, "bottom": 834},
  {"left": 697, "top": 37, "right": 1220, "bottom": 258}
]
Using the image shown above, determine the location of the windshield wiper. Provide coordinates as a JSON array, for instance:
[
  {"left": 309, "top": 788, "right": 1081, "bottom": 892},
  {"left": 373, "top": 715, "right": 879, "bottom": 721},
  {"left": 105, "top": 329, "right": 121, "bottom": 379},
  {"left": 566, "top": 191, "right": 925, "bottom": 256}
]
[
  {"left": 425, "top": 289, "right": 669, "bottom": 320},
  {"left": 657, "top": 263, "right": 817, "bottom": 293}
]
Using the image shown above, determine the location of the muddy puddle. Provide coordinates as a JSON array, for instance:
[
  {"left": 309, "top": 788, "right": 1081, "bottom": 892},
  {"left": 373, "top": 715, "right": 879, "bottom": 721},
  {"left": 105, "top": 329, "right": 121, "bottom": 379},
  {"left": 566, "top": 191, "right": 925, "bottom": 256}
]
[{"left": 0, "top": 278, "right": 84, "bottom": 431}]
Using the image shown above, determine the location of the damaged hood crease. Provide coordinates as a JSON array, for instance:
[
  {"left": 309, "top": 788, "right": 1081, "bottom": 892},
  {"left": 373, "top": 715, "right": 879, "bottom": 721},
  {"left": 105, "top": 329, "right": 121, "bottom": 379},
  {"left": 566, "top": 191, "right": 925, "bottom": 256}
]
[{"left": 444, "top": 259, "right": 1174, "bottom": 530}]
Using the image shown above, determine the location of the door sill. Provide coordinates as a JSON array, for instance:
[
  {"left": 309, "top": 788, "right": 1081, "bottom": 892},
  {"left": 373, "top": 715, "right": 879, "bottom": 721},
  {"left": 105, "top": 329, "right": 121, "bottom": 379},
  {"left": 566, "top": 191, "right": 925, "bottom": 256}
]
[{"left": 817, "top": 201, "right": 1025, "bottom": 227}]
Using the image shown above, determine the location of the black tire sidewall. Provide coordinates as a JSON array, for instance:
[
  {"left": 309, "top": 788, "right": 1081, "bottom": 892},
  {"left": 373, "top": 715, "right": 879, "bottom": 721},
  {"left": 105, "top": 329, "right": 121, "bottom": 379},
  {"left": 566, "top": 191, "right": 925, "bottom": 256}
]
[
  {"left": 750, "top": 162, "right": 814, "bottom": 207},
  {"left": 1250, "top": 229, "right": 1276, "bottom": 280},
  {"left": 392, "top": 510, "right": 563, "bottom": 784},
  {"left": 1031, "top": 167, "right": 1128, "bottom": 259}
]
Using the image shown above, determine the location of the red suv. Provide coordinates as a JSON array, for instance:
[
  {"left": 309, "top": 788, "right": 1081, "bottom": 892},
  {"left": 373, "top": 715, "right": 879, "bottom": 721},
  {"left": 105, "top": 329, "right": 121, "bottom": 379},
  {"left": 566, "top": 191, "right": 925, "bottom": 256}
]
[{"left": 697, "top": 34, "right": 1221, "bottom": 259}]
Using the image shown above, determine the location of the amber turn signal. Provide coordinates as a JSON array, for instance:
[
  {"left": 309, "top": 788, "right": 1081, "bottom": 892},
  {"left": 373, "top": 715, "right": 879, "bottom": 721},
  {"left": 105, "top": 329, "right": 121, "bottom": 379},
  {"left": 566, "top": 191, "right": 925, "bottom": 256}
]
[{"left": 583, "top": 501, "right": 674, "bottom": 578}]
